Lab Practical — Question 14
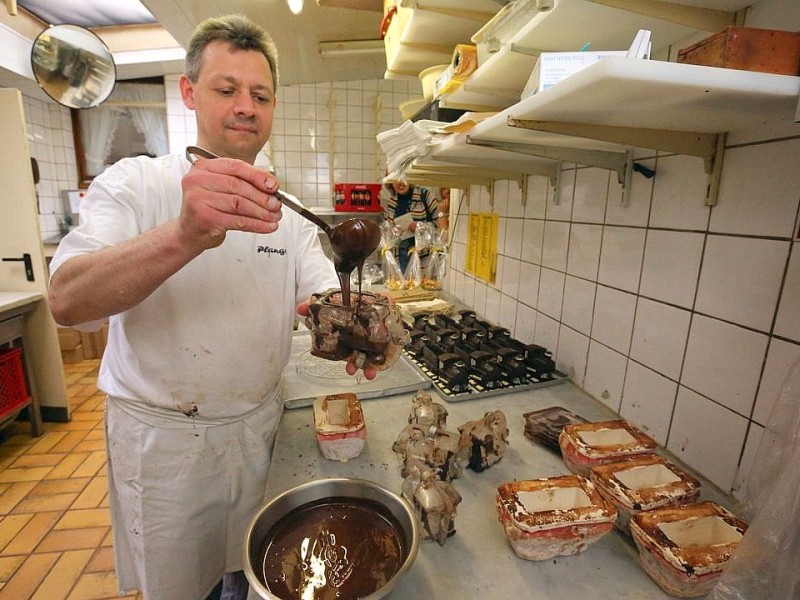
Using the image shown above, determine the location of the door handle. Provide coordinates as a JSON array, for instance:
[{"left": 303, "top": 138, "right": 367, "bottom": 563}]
[{"left": 2, "top": 253, "right": 35, "bottom": 282}]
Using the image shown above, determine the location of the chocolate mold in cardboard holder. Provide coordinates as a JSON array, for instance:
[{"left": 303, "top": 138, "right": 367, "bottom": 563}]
[{"left": 306, "top": 289, "right": 410, "bottom": 372}]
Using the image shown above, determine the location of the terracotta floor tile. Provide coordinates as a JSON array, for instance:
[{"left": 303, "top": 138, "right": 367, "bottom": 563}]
[
  {"left": 46, "top": 453, "right": 90, "bottom": 480},
  {"left": 0, "top": 466, "right": 53, "bottom": 484},
  {"left": 13, "top": 492, "right": 78, "bottom": 513},
  {"left": 2, "top": 511, "right": 62, "bottom": 555},
  {"left": 0, "top": 514, "right": 32, "bottom": 553},
  {"left": 83, "top": 430, "right": 105, "bottom": 442},
  {"left": 72, "top": 452, "right": 106, "bottom": 478},
  {"left": 73, "top": 439, "right": 106, "bottom": 453},
  {"left": 31, "top": 548, "right": 94, "bottom": 600},
  {"left": 0, "top": 555, "right": 25, "bottom": 582},
  {"left": 50, "top": 431, "right": 92, "bottom": 454},
  {"left": 26, "top": 432, "right": 69, "bottom": 455},
  {"left": 71, "top": 477, "right": 107, "bottom": 510},
  {"left": 65, "top": 570, "right": 122, "bottom": 600},
  {"left": 31, "top": 478, "right": 91, "bottom": 497},
  {"left": 0, "top": 551, "right": 60, "bottom": 600},
  {"left": 37, "top": 527, "right": 108, "bottom": 553},
  {"left": 84, "top": 546, "right": 114, "bottom": 573},
  {"left": 0, "top": 482, "right": 36, "bottom": 515},
  {"left": 10, "top": 453, "right": 63, "bottom": 469},
  {"left": 54, "top": 508, "right": 111, "bottom": 530}
]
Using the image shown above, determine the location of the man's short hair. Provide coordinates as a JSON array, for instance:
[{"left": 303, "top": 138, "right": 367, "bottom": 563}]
[{"left": 184, "top": 14, "right": 279, "bottom": 87}]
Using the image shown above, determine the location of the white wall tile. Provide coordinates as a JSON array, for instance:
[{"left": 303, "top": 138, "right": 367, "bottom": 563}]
[
  {"left": 591, "top": 285, "right": 637, "bottom": 354},
  {"left": 557, "top": 326, "right": 590, "bottom": 384},
  {"left": 752, "top": 339, "right": 800, "bottom": 426},
  {"left": 650, "top": 154, "right": 710, "bottom": 230},
  {"left": 731, "top": 422, "right": 763, "bottom": 501},
  {"left": 538, "top": 268, "right": 565, "bottom": 320},
  {"left": 518, "top": 262, "right": 540, "bottom": 311},
  {"left": 573, "top": 167, "right": 609, "bottom": 224},
  {"left": 775, "top": 244, "right": 800, "bottom": 343},
  {"left": 630, "top": 298, "right": 691, "bottom": 380},
  {"left": 567, "top": 223, "right": 602, "bottom": 280},
  {"left": 524, "top": 175, "right": 548, "bottom": 219},
  {"left": 667, "top": 386, "right": 748, "bottom": 493},
  {"left": 620, "top": 361, "right": 677, "bottom": 445},
  {"left": 695, "top": 236, "right": 789, "bottom": 332},
  {"left": 534, "top": 312, "right": 560, "bottom": 354},
  {"left": 606, "top": 158, "right": 654, "bottom": 227},
  {"left": 498, "top": 294, "right": 519, "bottom": 333},
  {"left": 485, "top": 287, "right": 502, "bottom": 324},
  {"left": 514, "top": 304, "right": 537, "bottom": 344},
  {"left": 711, "top": 139, "right": 800, "bottom": 238},
  {"left": 584, "top": 341, "right": 627, "bottom": 411},
  {"left": 520, "top": 219, "right": 544, "bottom": 265},
  {"left": 541, "top": 221, "right": 570, "bottom": 271},
  {"left": 499, "top": 256, "right": 520, "bottom": 298},
  {"left": 681, "top": 315, "right": 768, "bottom": 417},
  {"left": 504, "top": 218, "right": 523, "bottom": 259},
  {"left": 639, "top": 230, "right": 704, "bottom": 309},
  {"left": 548, "top": 166, "right": 575, "bottom": 221},
  {"left": 597, "top": 226, "right": 646, "bottom": 292},
  {"left": 561, "top": 276, "right": 596, "bottom": 335},
  {"left": 507, "top": 178, "right": 525, "bottom": 219},
  {"left": 473, "top": 282, "right": 487, "bottom": 317}
]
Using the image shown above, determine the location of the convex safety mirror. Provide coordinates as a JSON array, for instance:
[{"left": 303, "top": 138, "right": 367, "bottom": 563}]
[{"left": 31, "top": 24, "right": 116, "bottom": 109}]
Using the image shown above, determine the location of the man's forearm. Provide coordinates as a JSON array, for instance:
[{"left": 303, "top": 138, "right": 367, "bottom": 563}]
[{"left": 49, "top": 220, "right": 203, "bottom": 326}]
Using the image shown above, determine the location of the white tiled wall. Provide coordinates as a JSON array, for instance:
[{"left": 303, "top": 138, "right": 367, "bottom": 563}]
[
  {"left": 165, "top": 74, "right": 418, "bottom": 209},
  {"left": 447, "top": 134, "right": 800, "bottom": 498},
  {"left": 15, "top": 74, "right": 416, "bottom": 237},
  {"left": 19, "top": 94, "right": 79, "bottom": 239},
  {"left": 444, "top": 0, "right": 800, "bottom": 499}
]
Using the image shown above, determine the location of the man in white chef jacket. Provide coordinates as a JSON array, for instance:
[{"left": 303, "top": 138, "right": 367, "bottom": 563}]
[{"left": 48, "top": 14, "right": 365, "bottom": 600}]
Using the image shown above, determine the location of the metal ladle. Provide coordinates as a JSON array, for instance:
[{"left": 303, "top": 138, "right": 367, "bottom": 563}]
[{"left": 185, "top": 146, "right": 382, "bottom": 301}]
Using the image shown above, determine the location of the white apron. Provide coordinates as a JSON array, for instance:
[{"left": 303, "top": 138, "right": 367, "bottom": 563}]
[{"left": 105, "top": 391, "right": 283, "bottom": 600}]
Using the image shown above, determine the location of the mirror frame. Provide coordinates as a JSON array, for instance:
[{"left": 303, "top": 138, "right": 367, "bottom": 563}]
[{"left": 31, "top": 23, "right": 117, "bottom": 109}]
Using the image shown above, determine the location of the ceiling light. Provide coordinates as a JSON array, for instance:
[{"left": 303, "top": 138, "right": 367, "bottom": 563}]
[
  {"left": 319, "top": 39, "right": 384, "bottom": 58},
  {"left": 286, "top": 0, "right": 303, "bottom": 15}
]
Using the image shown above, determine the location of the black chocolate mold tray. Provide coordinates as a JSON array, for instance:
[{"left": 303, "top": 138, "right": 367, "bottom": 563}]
[{"left": 402, "top": 350, "right": 568, "bottom": 402}]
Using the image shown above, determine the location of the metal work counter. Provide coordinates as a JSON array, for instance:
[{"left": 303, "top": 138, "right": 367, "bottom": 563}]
[{"left": 264, "top": 382, "right": 730, "bottom": 599}]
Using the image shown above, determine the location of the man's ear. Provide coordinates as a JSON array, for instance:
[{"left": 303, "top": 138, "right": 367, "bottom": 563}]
[{"left": 179, "top": 74, "right": 195, "bottom": 110}]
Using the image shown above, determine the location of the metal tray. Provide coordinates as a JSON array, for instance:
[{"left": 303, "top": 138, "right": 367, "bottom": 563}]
[
  {"left": 402, "top": 350, "right": 567, "bottom": 402},
  {"left": 281, "top": 330, "right": 431, "bottom": 409}
]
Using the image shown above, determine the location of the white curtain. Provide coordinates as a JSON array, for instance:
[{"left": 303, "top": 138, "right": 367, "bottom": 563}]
[
  {"left": 81, "top": 106, "right": 120, "bottom": 176},
  {"left": 112, "top": 83, "right": 169, "bottom": 157}
]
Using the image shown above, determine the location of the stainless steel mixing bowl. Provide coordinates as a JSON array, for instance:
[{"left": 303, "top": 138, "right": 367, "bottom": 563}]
[{"left": 244, "top": 477, "right": 420, "bottom": 600}]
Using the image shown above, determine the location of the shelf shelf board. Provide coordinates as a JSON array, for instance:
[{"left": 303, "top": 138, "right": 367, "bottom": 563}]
[{"left": 437, "top": 0, "right": 753, "bottom": 111}]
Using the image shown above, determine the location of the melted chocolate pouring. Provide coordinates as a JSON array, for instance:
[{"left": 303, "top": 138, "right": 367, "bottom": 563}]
[
  {"left": 259, "top": 497, "right": 407, "bottom": 600},
  {"left": 330, "top": 218, "right": 381, "bottom": 308}
]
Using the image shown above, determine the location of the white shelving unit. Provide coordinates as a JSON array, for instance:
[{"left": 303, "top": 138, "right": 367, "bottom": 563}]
[
  {"left": 383, "top": 0, "right": 800, "bottom": 206},
  {"left": 404, "top": 58, "right": 800, "bottom": 205},
  {"left": 439, "top": 0, "right": 753, "bottom": 110},
  {"left": 383, "top": 0, "right": 504, "bottom": 79}
]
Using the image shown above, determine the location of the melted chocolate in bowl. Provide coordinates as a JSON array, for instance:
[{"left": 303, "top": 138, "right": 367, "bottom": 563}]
[{"left": 260, "top": 497, "right": 407, "bottom": 600}]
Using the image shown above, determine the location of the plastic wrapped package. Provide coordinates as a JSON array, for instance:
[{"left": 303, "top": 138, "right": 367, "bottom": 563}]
[
  {"left": 404, "top": 247, "right": 422, "bottom": 289},
  {"left": 710, "top": 356, "right": 800, "bottom": 600},
  {"left": 379, "top": 221, "right": 404, "bottom": 291},
  {"left": 422, "top": 228, "right": 448, "bottom": 290}
]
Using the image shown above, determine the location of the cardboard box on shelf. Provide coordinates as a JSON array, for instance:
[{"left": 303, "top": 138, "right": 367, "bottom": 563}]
[
  {"left": 678, "top": 26, "right": 800, "bottom": 75},
  {"left": 522, "top": 50, "right": 628, "bottom": 99},
  {"left": 57, "top": 327, "right": 81, "bottom": 351}
]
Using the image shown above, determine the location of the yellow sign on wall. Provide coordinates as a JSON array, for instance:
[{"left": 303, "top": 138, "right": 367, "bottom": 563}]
[{"left": 465, "top": 212, "right": 498, "bottom": 284}]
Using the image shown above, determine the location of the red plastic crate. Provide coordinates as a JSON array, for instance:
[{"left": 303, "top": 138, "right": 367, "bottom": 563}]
[
  {"left": 333, "top": 183, "right": 383, "bottom": 212},
  {"left": 0, "top": 347, "right": 30, "bottom": 419}
]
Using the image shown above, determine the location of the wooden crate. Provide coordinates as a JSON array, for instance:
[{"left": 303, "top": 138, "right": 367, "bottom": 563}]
[{"left": 677, "top": 27, "right": 800, "bottom": 75}]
